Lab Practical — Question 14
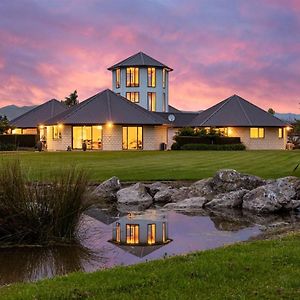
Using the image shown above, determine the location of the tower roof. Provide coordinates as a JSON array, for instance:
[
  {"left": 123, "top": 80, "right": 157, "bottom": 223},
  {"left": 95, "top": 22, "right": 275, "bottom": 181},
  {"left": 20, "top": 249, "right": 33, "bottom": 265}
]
[{"left": 108, "top": 51, "right": 173, "bottom": 71}]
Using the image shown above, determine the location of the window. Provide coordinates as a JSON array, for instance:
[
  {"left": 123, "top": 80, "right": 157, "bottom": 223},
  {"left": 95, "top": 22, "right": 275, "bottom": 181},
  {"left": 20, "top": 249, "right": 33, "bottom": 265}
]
[
  {"left": 162, "top": 222, "right": 166, "bottom": 243},
  {"left": 278, "top": 128, "right": 283, "bottom": 139},
  {"left": 147, "top": 67, "right": 156, "bottom": 87},
  {"left": 162, "top": 93, "right": 166, "bottom": 112},
  {"left": 163, "top": 68, "right": 166, "bottom": 88},
  {"left": 126, "top": 92, "right": 139, "bottom": 103},
  {"left": 147, "top": 224, "right": 156, "bottom": 245},
  {"left": 116, "top": 68, "right": 121, "bottom": 88},
  {"left": 148, "top": 92, "right": 156, "bottom": 111},
  {"left": 122, "top": 126, "right": 143, "bottom": 150},
  {"left": 116, "top": 222, "right": 121, "bottom": 243},
  {"left": 12, "top": 128, "right": 23, "bottom": 134},
  {"left": 52, "top": 125, "right": 62, "bottom": 140},
  {"left": 126, "top": 224, "right": 139, "bottom": 244},
  {"left": 72, "top": 126, "right": 102, "bottom": 149},
  {"left": 126, "top": 67, "right": 139, "bottom": 87},
  {"left": 250, "top": 127, "right": 265, "bottom": 139}
]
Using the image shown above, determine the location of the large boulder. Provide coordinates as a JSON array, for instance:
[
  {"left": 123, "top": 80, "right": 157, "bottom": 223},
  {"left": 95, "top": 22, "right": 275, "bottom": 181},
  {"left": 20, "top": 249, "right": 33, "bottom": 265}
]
[
  {"left": 205, "top": 189, "right": 247, "bottom": 209},
  {"left": 147, "top": 182, "right": 170, "bottom": 197},
  {"left": 167, "top": 197, "right": 208, "bottom": 210},
  {"left": 170, "top": 187, "right": 191, "bottom": 203},
  {"left": 154, "top": 188, "right": 177, "bottom": 203},
  {"left": 211, "top": 169, "right": 265, "bottom": 193},
  {"left": 188, "top": 178, "right": 215, "bottom": 198},
  {"left": 92, "top": 176, "right": 121, "bottom": 201},
  {"left": 116, "top": 183, "right": 153, "bottom": 211},
  {"left": 243, "top": 177, "right": 300, "bottom": 213}
]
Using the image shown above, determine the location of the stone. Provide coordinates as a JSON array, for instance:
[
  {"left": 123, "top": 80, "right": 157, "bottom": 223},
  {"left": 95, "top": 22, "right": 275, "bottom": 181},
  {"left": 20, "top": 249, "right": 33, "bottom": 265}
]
[
  {"left": 116, "top": 183, "right": 153, "bottom": 211},
  {"left": 170, "top": 187, "right": 191, "bottom": 203},
  {"left": 188, "top": 178, "right": 214, "bottom": 198},
  {"left": 92, "top": 176, "right": 121, "bottom": 201},
  {"left": 172, "top": 197, "right": 208, "bottom": 210},
  {"left": 205, "top": 189, "right": 247, "bottom": 209},
  {"left": 243, "top": 177, "right": 300, "bottom": 213},
  {"left": 154, "top": 188, "right": 177, "bottom": 203},
  {"left": 147, "top": 182, "right": 171, "bottom": 197},
  {"left": 211, "top": 169, "right": 265, "bottom": 193}
]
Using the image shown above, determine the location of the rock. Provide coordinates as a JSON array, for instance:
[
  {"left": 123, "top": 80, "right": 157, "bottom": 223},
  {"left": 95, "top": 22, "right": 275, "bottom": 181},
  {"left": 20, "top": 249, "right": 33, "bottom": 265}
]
[
  {"left": 172, "top": 197, "right": 208, "bottom": 210},
  {"left": 205, "top": 189, "right": 247, "bottom": 209},
  {"left": 170, "top": 187, "right": 191, "bottom": 202},
  {"left": 116, "top": 183, "right": 153, "bottom": 211},
  {"left": 92, "top": 176, "right": 121, "bottom": 201},
  {"left": 147, "top": 182, "right": 170, "bottom": 197},
  {"left": 211, "top": 169, "right": 265, "bottom": 193},
  {"left": 188, "top": 178, "right": 215, "bottom": 198},
  {"left": 243, "top": 177, "right": 300, "bottom": 213},
  {"left": 154, "top": 188, "right": 177, "bottom": 203}
]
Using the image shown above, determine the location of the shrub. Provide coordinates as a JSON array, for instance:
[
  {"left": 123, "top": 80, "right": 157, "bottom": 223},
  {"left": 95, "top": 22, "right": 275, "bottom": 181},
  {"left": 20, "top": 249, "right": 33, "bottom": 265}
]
[
  {"left": 0, "top": 143, "right": 17, "bottom": 151},
  {"left": 181, "top": 143, "right": 246, "bottom": 151},
  {"left": 171, "top": 142, "right": 181, "bottom": 150},
  {"left": 0, "top": 160, "right": 92, "bottom": 246},
  {"left": 174, "top": 136, "right": 241, "bottom": 147}
]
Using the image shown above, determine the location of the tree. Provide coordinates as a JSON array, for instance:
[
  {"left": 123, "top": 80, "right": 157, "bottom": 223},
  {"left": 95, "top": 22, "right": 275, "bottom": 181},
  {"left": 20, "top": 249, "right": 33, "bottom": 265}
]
[
  {"left": 62, "top": 90, "right": 79, "bottom": 107},
  {"left": 0, "top": 115, "right": 10, "bottom": 134},
  {"left": 268, "top": 108, "right": 275, "bottom": 115}
]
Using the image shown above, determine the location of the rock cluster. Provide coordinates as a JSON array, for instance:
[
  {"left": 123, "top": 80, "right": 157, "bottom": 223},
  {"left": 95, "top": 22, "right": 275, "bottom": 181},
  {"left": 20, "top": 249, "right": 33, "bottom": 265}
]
[{"left": 92, "top": 170, "right": 300, "bottom": 214}]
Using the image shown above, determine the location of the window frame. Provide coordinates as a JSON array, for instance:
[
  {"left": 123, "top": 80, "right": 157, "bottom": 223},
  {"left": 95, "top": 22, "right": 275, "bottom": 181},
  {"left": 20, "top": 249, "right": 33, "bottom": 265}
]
[
  {"left": 147, "top": 223, "right": 156, "bottom": 245},
  {"left": 126, "top": 92, "right": 140, "bottom": 103},
  {"left": 147, "top": 92, "right": 156, "bottom": 112},
  {"left": 126, "top": 224, "right": 139, "bottom": 244},
  {"left": 116, "top": 68, "right": 121, "bottom": 89},
  {"left": 278, "top": 128, "right": 283, "bottom": 139},
  {"left": 250, "top": 127, "right": 265, "bottom": 139},
  {"left": 147, "top": 67, "right": 156, "bottom": 87},
  {"left": 122, "top": 126, "right": 143, "bottom": 150},
  {"left": 72, "top": 125, "right": 103, "bottom": 150},
  {"left": 52, "top": 125, "right": 62, "bottom": 140},
  {"left": 126, "top": 67, "right": 139, "bottom": 87}
]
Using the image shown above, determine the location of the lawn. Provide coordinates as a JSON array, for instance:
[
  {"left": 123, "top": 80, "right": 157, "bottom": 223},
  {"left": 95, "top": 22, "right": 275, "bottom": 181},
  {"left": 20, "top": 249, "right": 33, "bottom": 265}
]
[
  {"left": 1, "top": 233, "right": 300, "bottom": 299},
  {"left": 0, "top": 150, "right": 299, "bottom": 181}
]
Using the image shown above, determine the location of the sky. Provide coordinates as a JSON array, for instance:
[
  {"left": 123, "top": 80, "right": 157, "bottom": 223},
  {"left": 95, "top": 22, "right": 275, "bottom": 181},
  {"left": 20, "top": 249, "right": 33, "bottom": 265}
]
[{"left": 0, "top": 0, "right": 300, "bottom": 112}]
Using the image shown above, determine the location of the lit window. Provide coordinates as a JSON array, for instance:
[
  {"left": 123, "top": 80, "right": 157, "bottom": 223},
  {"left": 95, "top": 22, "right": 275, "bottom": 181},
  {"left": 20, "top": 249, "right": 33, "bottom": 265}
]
[
  {"left": 122, "top": 126, "right": 143, "bottom": 150},
  {"left": 52, "top": 125, "right": 62, "bottom": 140},
  {"left": 148, "top": 92, "right": 156, "bottom": 111},
  {"left": 163, "top": 93, "right": 166, "bottom": 112},
  {"left": 116, "top": 222, "right": 121, "bottom": 243},
  {"left": 162, "top": 222, "right": 166, "bottom": 243},
  {"left": 126, "top": 224, "right": 139, "bottom": 244},
  {"left": 116, "top": 68, "right": 121, "bottom": 88},
  {"left": 72, "top": 126, "right": 102, "bottom": 149},
  {"left": 278, "top": 128, "right": 283, "bottom": 139},
  {"left": 250, "top": 127, "right": 265, "bottom": 139},
  {"left": 126, "top": 92, "right": 140, "bottom": 103},
  {"left": 126, "top": 67, "right": 139, "bottom": 87},
  {"left": 163, "top": 69, "right": 166, "bottom": 88},
  {"left": 12, "top": 128, "right": 22, "bottom": 134},
  {"left": 147, "top": 224, "right": 156, "bottom": 245},
  {"left": 147, "top": 67, "right": 156, "bottom": 87}
]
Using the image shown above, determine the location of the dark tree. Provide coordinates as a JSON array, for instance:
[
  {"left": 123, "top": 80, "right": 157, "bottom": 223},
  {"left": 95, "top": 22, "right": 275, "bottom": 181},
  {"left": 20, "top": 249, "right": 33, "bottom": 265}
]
[
  {"left": 268, "top": 108, "right": 275, "bottom": 115},
  {"left": 62, "top": 90, "right": 79, "bottom": 107},
  {"left": 0, "top": 115, "right": 10, "bottom": 134}
]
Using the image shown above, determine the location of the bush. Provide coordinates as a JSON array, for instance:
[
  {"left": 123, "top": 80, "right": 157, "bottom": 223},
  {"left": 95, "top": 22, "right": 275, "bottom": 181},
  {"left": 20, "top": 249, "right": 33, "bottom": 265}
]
[
  {"left": 0, "top": 143, "right": 17, "bottom": 151},
  {"left": 174, "top": 136, "right": 241, "bottom": 147},
  {"left": 181, "top": 143, "right": 246, "bottom": 151},
  {"left": 0, "top": 160, "right": 92, "bottom": 246},
  {"left": 171, "top": 142, "right": 181, "bottom": 150},
  {"left": 0, "top": 134, "right": 38, "bottom": 148}
]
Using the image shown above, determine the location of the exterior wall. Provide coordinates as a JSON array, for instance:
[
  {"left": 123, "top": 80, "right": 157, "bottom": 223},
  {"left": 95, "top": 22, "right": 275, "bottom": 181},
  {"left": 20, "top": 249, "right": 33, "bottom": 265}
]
[
  {"left": 46, "top": 125, "right": 72, "bottom": 151},
  {"left": 167, "top": 127, "right": 179, "bottom": 149},
  {"left": 143, "top": 126, "right": 168, "bottom": 150},
  {"left": 102, "top": 125, "right": 123, "bottom": 151},
  {"left": 230, "top": 127, "right": 287, "bottom": 150},
  {"left": 112, "top": 67, "right": 169, "bottom": 112}
]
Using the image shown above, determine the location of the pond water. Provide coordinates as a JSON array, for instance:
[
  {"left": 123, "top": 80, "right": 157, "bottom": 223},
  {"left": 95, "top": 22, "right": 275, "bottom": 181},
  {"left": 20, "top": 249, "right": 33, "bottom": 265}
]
[{"left": 0, "top": 207, "right": 262, "bottom": 286}]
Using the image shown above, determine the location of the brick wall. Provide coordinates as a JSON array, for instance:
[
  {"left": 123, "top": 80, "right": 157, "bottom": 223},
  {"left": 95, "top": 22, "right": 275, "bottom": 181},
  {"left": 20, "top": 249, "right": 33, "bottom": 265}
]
[
  {"left": 102, "top": 125, "right": 123, "bottom": 150},
  {"left": 46, "top": 125, "right": 72, "bottom": 151},
  {"left": 143, "top": 126, "right": 168, "bottom": 150}
]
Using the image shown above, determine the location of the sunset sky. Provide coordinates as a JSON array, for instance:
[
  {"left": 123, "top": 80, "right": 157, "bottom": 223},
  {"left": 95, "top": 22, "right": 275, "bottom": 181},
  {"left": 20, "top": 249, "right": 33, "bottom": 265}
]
[{"left": 0, "top": 0, "right": 299, "bottom": 112}]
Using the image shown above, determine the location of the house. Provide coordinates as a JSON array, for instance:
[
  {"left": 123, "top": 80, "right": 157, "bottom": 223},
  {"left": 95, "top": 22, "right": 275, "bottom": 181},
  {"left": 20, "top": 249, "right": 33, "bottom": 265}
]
[{"left": 11, "top": 51, "right": 289, "bottom": 150}]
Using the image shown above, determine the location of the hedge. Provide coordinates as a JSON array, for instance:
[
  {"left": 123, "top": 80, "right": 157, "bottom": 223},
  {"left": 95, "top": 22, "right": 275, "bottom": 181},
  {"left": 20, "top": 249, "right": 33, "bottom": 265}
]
[
  {"left": 174, "top": 136, "right": 241, "bottom": 146},
  {"left": 0, "top": 134, "right": 38, "bottom": 148},
  {"left": 180, "top": 143, "right": 246, "bottom": 151},
  {"left": 0, "top": 143, "right": 17, "bottom": 151}
]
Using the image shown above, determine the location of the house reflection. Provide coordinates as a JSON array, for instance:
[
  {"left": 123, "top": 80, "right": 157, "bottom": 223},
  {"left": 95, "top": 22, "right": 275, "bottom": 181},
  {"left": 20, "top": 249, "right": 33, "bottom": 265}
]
[{"left": 110, "top": 210, "right": 172, "bottom": 257}]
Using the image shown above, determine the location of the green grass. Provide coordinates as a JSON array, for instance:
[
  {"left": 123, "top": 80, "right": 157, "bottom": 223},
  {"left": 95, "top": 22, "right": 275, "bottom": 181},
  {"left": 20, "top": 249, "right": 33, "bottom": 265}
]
[
  {"left": 0, "top": 150, "right": 299, "bottom": 181},
  {"left": 1, "top": 233, "right": 300, "bottom": 299}
]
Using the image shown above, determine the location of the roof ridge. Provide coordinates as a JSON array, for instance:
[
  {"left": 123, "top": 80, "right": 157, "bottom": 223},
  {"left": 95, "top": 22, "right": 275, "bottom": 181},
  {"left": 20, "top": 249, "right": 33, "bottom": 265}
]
[
  {"left": 237, "top": 96, "right": 252, "bottom": 126},
  {"left": 106, "top": 90, "right": 112, "bottom": 121},
  {"left": 140, "top": 52, "right": 145, "bottom": 64}
]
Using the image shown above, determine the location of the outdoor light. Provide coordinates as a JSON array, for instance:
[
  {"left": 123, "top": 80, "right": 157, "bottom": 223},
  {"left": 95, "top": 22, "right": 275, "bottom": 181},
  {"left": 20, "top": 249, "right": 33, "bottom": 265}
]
[
  {"left": 107, "top": 121, "right": 113, "bottom": 128},
  {"left": 228, "top": 127, "right": 233, "bottom": 136},
  {"left": 39, "top": 125, "right": 44, "bottom": 129},
  {"left": 58, "top": 123, "right": 63, "bottom": 129},
  {"left": 286, "top": 126, "right": 292, "bottom": 131},
  {"left": 97, "top": 125, "right": 102, "bottom": 129}
]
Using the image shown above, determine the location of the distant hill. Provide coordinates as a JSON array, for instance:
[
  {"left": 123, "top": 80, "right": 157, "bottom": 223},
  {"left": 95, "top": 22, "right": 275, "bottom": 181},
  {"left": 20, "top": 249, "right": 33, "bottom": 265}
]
[
  {"left": 275, "top": 113, "right": 300, "bottom": 123},
  {"left": 0, "top": 105, "right": 36, "bottom": 120}
]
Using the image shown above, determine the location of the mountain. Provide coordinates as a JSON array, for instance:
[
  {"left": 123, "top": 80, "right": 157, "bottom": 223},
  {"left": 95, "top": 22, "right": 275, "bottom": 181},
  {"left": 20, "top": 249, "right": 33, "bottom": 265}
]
[
  {"left": 0, "top": 105, "right": 36, "bottom": 120},
  {"left": 275, "top": 113, "right": 300, "bottom": 123}
]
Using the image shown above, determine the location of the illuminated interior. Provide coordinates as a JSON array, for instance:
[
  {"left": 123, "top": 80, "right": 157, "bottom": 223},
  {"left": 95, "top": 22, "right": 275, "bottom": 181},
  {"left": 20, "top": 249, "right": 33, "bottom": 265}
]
[
  {"left": 126, "top": 92, "right": 139, "bottom": 103},
  {"left": 116, "top": 222, "right": 121, "bottom": 243},
  {"left": 147, "top": 92, "right": 156, "bottom": 111},
  {"left": 278, "top": 128, "right": 283, "bottom": 138},
  {"left": 250, "top": 127, "right": 265, "bottom": 139},
  {"left": 147, "top": 224, "right": 156, "bottom": 245},
  {"left": 147, "top": 67, "right": 156, "bottom": 87},
  {"left": 116, "top": 68, "right": 121, "bottom": 88},
  {"left": 11, "top": 128, "right": 37, "bottom": 135},
  {"left": 126, "top": 224, "right": 139, "bottom": 244},
  {"left": 52, "top": 125, "right": 62, "bottom": 140},
  {"left": 72, "top": 125, "right": 102, "bottom": 149},
  {"left": 122, "top": 126, "right": 143, "bottom": 150},
  {"left": 126, "top": 67, "right": 139, "bottom": 87}
]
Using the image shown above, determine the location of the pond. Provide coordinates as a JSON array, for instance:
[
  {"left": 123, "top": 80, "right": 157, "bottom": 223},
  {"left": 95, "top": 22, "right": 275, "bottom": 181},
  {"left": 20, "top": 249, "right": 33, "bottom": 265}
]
[{"left": 0, "top": 207, "right": 263, "bottom": 286}]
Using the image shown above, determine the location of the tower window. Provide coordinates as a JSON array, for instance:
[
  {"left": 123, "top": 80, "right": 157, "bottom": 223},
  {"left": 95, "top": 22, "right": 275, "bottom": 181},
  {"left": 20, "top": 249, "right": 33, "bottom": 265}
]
[
  {"left": 126, "top": 92, "right": 139, "bottom": 103},
  {"left": 147, "top": 67, "right": 156, "bottom": 87},
  {"left": 116, "top": 68, "right": 121, "bottom": 88},
  {"left": 163, "top": 69, "right": 167, "bottom": 88},
  {"left": 148, "top": 92, "right": 156, "bottom": 112},
  {"left": 126, "top": 67, "right": 139, "bottom": 87},
  {"left": 163, "top": 93, "right": 166, "bottom": 112}
]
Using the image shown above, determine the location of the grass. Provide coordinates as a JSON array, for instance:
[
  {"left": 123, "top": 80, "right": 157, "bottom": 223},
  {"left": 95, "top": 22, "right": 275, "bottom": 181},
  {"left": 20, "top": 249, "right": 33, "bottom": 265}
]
[
  {"left": 0, "top": 150, "right": 299, "bottom": 181},
  {"left": 1, "top": 232, "right": 300, "bottom": 299}
]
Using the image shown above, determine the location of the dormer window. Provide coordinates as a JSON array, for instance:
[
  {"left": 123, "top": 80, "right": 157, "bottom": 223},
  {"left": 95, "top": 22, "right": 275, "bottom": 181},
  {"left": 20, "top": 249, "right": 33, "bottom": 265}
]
[
  {"left": 147, "top": 67, "right": 156, "bottom": 87},
  {"left": 116, "top": 68, "right": 121, "bottom": 88},
  {"left": 126, "top": 67, "right": 139, "bottom": 87}
]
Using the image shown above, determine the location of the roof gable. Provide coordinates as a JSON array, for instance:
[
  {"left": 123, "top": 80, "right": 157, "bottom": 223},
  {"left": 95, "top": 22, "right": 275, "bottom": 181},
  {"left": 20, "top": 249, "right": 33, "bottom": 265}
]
[
  {"left": 10, "top": 99, "right": 67, "bottom": 128},
  {"left": 108, "top": 51, "right": 173, "bottom": 71},
  {"left": 45, "top": 89, "right": 166, "bottom": 126},
  {"left": 190, "top": 95, "right": 287, "bottom": 127}
]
